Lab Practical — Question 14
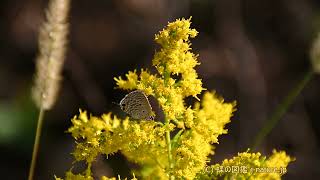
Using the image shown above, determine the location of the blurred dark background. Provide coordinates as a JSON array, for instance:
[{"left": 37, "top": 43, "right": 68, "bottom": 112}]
[{"left": 1, "top": 0, "right": 320, "bottom": 179}]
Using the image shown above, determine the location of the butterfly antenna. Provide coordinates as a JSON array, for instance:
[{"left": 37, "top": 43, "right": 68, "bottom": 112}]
[{"left": 112, "top": 101, "right": 119, "bottom": 106}]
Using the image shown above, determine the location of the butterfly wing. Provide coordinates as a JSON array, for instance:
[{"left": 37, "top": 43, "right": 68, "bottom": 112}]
[{"left": 120, "top": 90, "right": 153, "bottom": 120}]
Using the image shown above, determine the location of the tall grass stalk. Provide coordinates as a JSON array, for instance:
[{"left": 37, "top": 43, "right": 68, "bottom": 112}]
[
  {"left": 29, "top": 0, "right": 70, "bottom": 179},
  {"left": 28, "top": 108, "right": 45, "bottom": 180},
  {"left": 252, "top": 70, "right": 313, "bottom": 150}
]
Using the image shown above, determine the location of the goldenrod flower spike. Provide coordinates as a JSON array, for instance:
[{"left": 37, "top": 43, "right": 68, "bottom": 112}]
[
  {"left": 57, "top": 18, "right": 294, "bottom": 180},
  {"left": 115, "top": 18, "right": 203, "bottom": 122}
]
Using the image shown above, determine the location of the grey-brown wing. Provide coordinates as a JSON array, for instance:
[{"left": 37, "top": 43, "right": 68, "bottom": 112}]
[{"left": 120, "top": 90, "right": 153, "bottom": 119}]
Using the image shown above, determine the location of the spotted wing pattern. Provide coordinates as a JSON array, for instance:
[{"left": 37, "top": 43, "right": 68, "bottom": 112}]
[{"left": 119, "top": 90, "right": 154, "bottom": 120}]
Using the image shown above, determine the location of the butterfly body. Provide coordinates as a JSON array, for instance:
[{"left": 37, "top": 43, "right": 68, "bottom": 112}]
[{"left": 120, "top": 90, "right": 154, "bottom": 120}]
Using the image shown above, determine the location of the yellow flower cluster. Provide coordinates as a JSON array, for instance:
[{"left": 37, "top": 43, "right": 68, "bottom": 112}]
[
  {"left": 114, "top": 18, "right": 204, "bottom": 121},
  {"left": 170, "top": 91, "right": 235, "bottom": 179},
  {"left": 196, "top": 150, "right": 294, "bottom": 179},
  {"left": 191, "top": 91, "right": 235, "bottom": 143},
  {"left": 60, "top": 110, "right": 168, "bottom": 179},
  {"left": 55, "top": 171, "right": 93, "bottom": 180},
  {"left": 57, "top": 18, "right": 294, "bottom": 180},
  {"left": 173, "top": 131, "right": 212, "bottom": 179},
  {"left": 55, "top": 171, "right": 138, "bottom": 180}
]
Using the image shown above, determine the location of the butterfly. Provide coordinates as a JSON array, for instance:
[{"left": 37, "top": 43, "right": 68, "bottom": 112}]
[{"left": 119, "top": 90, "right": 155, "bottom": 120}]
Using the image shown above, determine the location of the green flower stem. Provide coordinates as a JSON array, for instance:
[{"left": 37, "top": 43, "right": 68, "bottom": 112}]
[
  {"left": 85, "top": 163, "right": 92, "bottom": 176},
  {"left": 252, "top": 70, "right": 313, "bottom": 150},
  {"left": 165, "top": 127, "right": 174, "bottom": 180},
  {"left": 162, "top": 67, "right": 175, "bottom": 179},
  {"left": 28, "top": 108, "right": 45, "bottom": 180}
]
